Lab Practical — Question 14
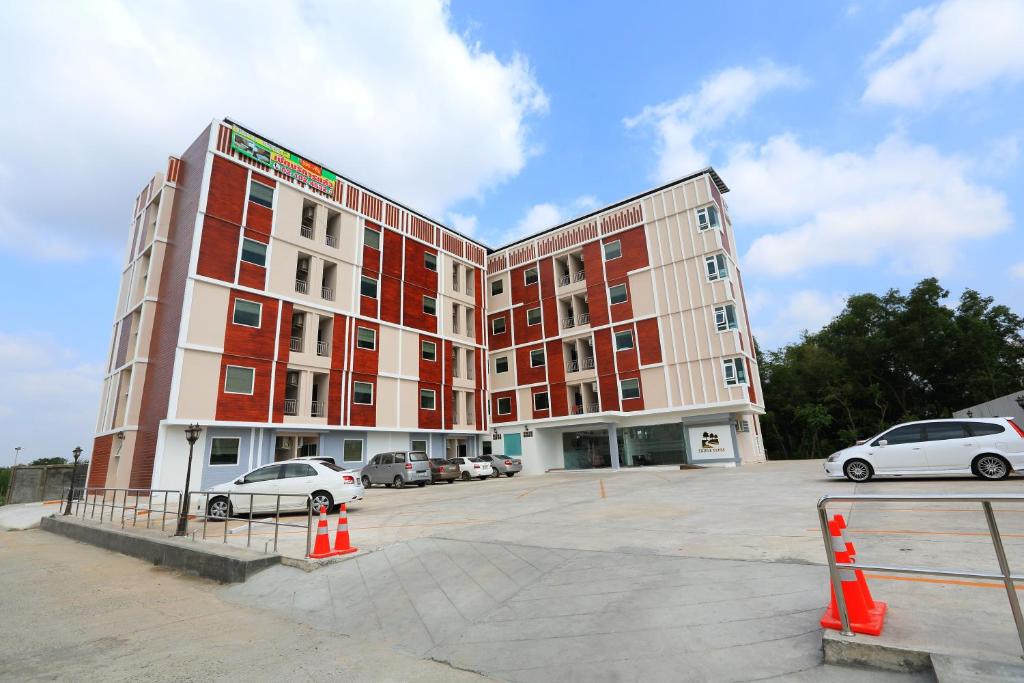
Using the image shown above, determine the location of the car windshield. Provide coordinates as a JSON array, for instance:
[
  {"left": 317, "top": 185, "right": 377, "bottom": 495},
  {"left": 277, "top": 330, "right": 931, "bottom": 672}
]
[
  {"left": 319, "top": 461, "right": 344, "bottom": 472},
  {"left": 469, "top": 457, "right": 485, "bottom": 462},
  {"left": 410, "top": 452, "right": 428, "bottom": 461}
]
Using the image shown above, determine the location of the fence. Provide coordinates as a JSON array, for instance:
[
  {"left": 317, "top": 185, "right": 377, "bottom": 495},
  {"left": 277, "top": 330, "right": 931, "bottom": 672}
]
[
  {"left": 818, "top": 493, "right": 1024, "bottom": 658},
  {"left": 6, "top": 465, "right": 87, "bottom": 504},
  {"left": 71, "top": 487, "right": 316, "bottom": 556}
]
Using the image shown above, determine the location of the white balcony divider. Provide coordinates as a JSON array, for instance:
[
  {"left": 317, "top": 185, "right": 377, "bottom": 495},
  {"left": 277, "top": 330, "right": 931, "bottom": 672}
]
[
  {"left": 283, "top": 399, "right": 298, "bottom": 416},
  {"left": 567, "top": 360, "right": 579, "bottom": 373},
  {"left": 582, "top": 356, "right": 595, "bottom": 370},
  {"left": 562, "top": 316, "right": 575, "bottom": 329},
  {"left": 316, "top": 340, "right": 329, "bottom": 356},
  {"left": 325, "top": 234, "right": 337, "bottom": 248},
  {"left": 290, "top": 336, "right": 303, "bottom": 352},
  {"left": 295, "top": 279, "right": 308, "bottom": 294},
  {"left": 321, "top": 286, "right": 334, "bottom": 300},
  {"left": 310, "top": 400, "right": 324, "bottom": 417},
  {"left": 300, "top": 224, "right": 314, "bottom": 239},
  {"left": 574, "top": 270, "right": 586, "bottom": 282},
  {"left": 578, "top": 312, "right": 590, "bottom": 325}
]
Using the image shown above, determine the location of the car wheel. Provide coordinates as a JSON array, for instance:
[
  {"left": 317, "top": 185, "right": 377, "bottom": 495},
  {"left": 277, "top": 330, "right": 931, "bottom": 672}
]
[
  {"left": 361, "top": 475, "right": 371, "bottom": 488},
  {"left": 975, "top": 455, "right": 1010, "bottom": 480},
  {"left": 208, "top": 496, "right": 231, "bottom": 520},
  {"left": 417, "top": 482, "right": 426, "bottom": 487},
  {"left": 843, "top": 459, "right": 873, "bottom": 483},
  {"left": 492, "top": 470, "right": 501, "bottom": 478},
  {"left": 394, "top": 476, "right": 405, "bottom": 489},
  {"left": 447, "top": 479, "right": 455, "bottom": 484},
  {"left": 310, "top": 491, "right": 334, "bottom": 514},
  {"left": 461, "top": 472, "right": 471, "bottom": 481},
  {"left": 507, "top": 472, "right": 516, "bottom": 477}
]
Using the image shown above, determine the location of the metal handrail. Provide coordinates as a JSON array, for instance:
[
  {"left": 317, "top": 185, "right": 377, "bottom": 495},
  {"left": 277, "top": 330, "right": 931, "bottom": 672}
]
[{"left": 818, "top": 494, "right": 1024, "bottom": 658}]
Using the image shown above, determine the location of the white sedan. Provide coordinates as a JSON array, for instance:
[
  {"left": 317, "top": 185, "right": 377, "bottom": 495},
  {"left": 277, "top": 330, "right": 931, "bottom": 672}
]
[
  {"left": 449, "top": 456, "right": 493, "bottom": 480},
  {"left": 200, "top": 459, "right": 364, "bottom": 519}
]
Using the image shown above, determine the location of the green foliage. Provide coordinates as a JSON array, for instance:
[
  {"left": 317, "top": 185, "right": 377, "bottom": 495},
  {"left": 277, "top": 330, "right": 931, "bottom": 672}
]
[
  {"left": 28, "top": 457, "right": 68, "bottom": 466},
  {"left": 0, "top": 467, "right": 9, "bottom": 505},
  {"left": 760, "top": 278, "right": 1024, "bottom": 460}
]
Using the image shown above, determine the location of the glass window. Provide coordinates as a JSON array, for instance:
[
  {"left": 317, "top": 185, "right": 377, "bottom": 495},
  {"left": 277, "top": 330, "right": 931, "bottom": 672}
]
[
  {"left": 603, "top": 240, "right": 622, "bottom": 260},
  {"left": 243, "top": 464, "right": 282, "bottom": 483},
  {"left": 411, "top": 439, "right": 428, "bottom": 453},
  {"left": 353, "top": 381, "right": 374, "bottom": 405},
  {"left": 423, "top": 296, "right": 436, "bottom": 316},
  {"left": 394, "top": 452, "right": 407, "bottom": 463},
  {"left": 420, "top": 389, "right": 436, "bottom": 410},
  {"left": 319, "top": 461, "right": 344, "bottom": 471},
  {"left": 527, "top": 307, "right": 542, "bottom": 326},
  {"left": 232, "top": 299, "right": 262, "bottom": 327},
  {"left": 490, "top": 279, "right": 504, "bottom": 296},
  {"left": 534, "top": 392, "right": 549, "bottom": 411},
  {"left": 497, "top": 396, "right": 512, "bottom": 415},
  {"left": 410, "top": 452, "right": 427, "bottom": 461},
  {"left": 614, "top": 330, "right": 634, "bottom": 350},
  {"left": 356, "top": 327, "right": 376, "bottom": 350},
  {"left": 210, "top": 438, "right": 239, "bottom": 466},
  {"left": 421, "top": 340, "right": 437, "bottom": 361},
  {"left": 240, "top": 238, "right": 267, "bottom": 267},
  {"left": 925, "top": 423, "right": 970, "bottom": 441},
  {"left": 715, "top": 304, "right": 739, "bottom": 332},
  {"left": 705, "top": 254, "right": 729, "bottom": 281},
  {"left": 620, "top": 378, "right": 640, "bottom": 399},
  {"left": 364, "top": 227, "right": 381, "bottom": 250},
  {"left": 876, "top": 424, "right": 924, "bottom": 446},
  {"left": 282, "top": 463, "right": 317, "bottom": 478},
  {"left": 495, "top": 356, "right": 509, "bottom": 373},
  {"left": 722, "top": 358, "right": 747, "bottom": 386},
  {"left": 530, "top": 348, "right": 545, "bottom": 367},
  {"left": 492, "top": 316, "right": 507, "bottom": 335},
  {"left": 968, "top": 422, "right": 1006, "bottom": 436},
  {"left": 380, "top": 453, "right": 394, "bottom": 465},
  {"left": 424, "top": 252, "right": 437, "bottom": 271},
  {"left": 360, "top": 276, "right": 378, "bottom": 298},
  {"left": 224, "top": 366, "right": 255, "bottom": 394},
  {"left": 609, "top": 283, "right": 628, "bottom": 305},
  {"left": 524, "top": 267, "right": 539, "bottom": 286},
  {"left": 482, "top": 441, "right": 492, "bottom": 455},
  {"left": 343, "top": 440, "right": 363, "bottom": 462},
  {"left": 697, "top": 205, "right": 720, "bottom": 231},
  {"left": 248, "top": 181, "right": 274, "bottom": 208}
]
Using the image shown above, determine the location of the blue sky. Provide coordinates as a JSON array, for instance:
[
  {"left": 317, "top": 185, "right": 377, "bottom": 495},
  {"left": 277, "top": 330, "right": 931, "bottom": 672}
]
[{"left": 0, "top": 0, "right": 1022, "bottom": 464}]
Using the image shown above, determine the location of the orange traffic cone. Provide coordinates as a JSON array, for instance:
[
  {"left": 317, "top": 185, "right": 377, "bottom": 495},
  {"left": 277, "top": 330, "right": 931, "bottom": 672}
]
[
  {"left": 309, "top": 505, "right": 337, "bottom": 559},
  {"left": 833, "top": 514, "right": 877, "bottom": 605},
  {"left": 821, "top": 515, "right": 887, "bottom": 635},
  {"left": 332, "top": 503, "right": 358, "bottom": 556}
]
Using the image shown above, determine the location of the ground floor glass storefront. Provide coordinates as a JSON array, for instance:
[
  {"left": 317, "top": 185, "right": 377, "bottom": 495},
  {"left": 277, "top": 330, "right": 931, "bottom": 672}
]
[{"left": 561, "top": 423, "right": 688, "bottom": 469}]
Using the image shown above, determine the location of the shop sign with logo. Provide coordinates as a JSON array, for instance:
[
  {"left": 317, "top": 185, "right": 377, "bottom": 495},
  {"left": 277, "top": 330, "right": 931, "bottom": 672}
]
[
  {"left": 230, "top": 125, "right": 338, "bottom": 195},
  {"left": 687, "top": 425, "right": 736, "bottom": 461}
]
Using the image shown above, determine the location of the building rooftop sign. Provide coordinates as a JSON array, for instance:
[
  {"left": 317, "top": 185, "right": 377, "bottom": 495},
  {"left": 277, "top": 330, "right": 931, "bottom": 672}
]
[{"left": 230, "top": 125, "right": 337, "bottom": 196}]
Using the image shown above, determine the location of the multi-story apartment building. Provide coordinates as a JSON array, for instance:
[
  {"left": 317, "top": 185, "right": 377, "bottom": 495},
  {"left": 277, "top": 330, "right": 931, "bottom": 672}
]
[{"left": 88, "top": 119, "right": 764, "bottom": 491}]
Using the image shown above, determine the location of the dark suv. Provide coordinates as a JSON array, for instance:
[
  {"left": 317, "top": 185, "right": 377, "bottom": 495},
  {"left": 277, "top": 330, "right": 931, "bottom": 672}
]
[{"left": 361, "top": 451, "right": 431, "bottom": 488}]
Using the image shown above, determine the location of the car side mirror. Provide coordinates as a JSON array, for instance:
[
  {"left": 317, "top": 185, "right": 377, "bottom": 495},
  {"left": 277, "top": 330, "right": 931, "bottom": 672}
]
[
  {"left": 877, "top": 440, "right": 887, "bottom": 447},
  {"left": 235, "top": 479, "right": 244, "bottom": 485}
]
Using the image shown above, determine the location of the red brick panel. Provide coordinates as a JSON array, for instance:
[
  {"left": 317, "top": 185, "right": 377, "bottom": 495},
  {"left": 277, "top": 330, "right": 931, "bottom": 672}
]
[
  {"left": 487, "top": 311, "right": 512, "bottom": 350},
  {"left": 491, "top": 390, "right": 518, "bottom": 424},
  {"left": 216, "top": 357, "right": 273, "bottom": 421},
  {"left": 418, "top": 334, "right": 442, "bottom": 383},
  {"left": 351, "top": 320, "right": 380, "bottom": 375},
  {"left": 602, "top": 226, "right": 649, "bottom": 281},
  {"left": 582, "top": 242, "right": 604, "bottom": 285},
  {"left": 538, "top": 258, "right": 556, "bottom": 299},
  {"left": 747, "top": 358, "right": 757, "bottom": 404},
  {"left": 382, "top": 228, "right": 404, "bottom": 278},
  {"left": 328, "top": 369, "right": 343, "bottom": 425},
  {"left": 238, "top": 260, "right": 266, "bottom": 290},
  {"left": 272, "top": 361, "right": 289, "bottom": 423},
  {"left": 362, "top": 233, "right": 381, "bottom": 274},
  {"left": 246, "top": 203, "right": 273, "bottom": 236},
  {"left": 512, "top": 303, "right": 543, "bottom": 344},
  {"left": 379, "top": 274, "right": 402, "bottom": 324},
  {"left": 515, "top": 344, "right": 547, "bottom": 386},
  {"left": 404, "top": 240, "right": 439, "bottom": 291},
  {"left": 613, "top": 323, "right": 640, "bottom": 373},
  {"left": 593, "top": 328, "right": 619, "bottom": 412},
  {"left": 531, "top": 387, "right": 550, "bottom": 420},
  {"left": 222, "top": 291, "right": 279, "bottom": 358},
  {"left": 418, "top": 381, "right": 442, "bottom": 429},
  {"left": 510, "top": 263, "right": 540, "bottom": 306},
  {"left": 587, "top": 283, "right": 610, "bottom": 327},
  {"left": 196, "top": 215, "right": 240, "bottom": 283},
  {"left": 608, "top": 277, "right": 633, "bottom": 323},
  {"left": 549, "top": 381, "right": 568, "bottom": 418},
  {"left": 402, "top": 283, "right": 438, "bottom": 333},
  {"left": 349, "top": 373, "right": 377, "bottom": 427},
  {"left": 541, "top": 294, "right": 560, "bottom": 338},
  {"left": 474, "top": 268, "right": 484, "bottom": 346},
  {"left": 359, "top": 269, "right": 379, "bottom": 319},
  {"left": 206, "top": 156, "right": 247, "bottom": 224},
  {"left": 87, "top": 434, "right": 113, "bottom": 488},
  {"left": 636, "top": 318, "right": 663, "bottom": 365},
  {"left": 619, "top": 370, "right": 645, "bottom": 412}
]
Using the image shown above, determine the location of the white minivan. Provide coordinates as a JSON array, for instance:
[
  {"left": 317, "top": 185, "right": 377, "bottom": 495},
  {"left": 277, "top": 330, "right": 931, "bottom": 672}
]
[{"left": 824, "top": 418, "right": 1024, "bottom": 482}]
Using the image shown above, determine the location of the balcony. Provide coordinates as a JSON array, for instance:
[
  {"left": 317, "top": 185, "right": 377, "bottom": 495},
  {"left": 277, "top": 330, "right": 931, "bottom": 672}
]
[
  {"left": 562, "top": 316, "right": 575, "bottom": 329},
  {"left": 283, "top": 399, "right": 298, "bottom": 416},
  {"left": 586, "top": 403, "right": 599, "bottom": 413},
  {"left": 573, "top": 270, "right": 586, "bottom": 282},
  {"left": 316, "top": 340, "right": 329, "bottom": 357},
  {"left": 571, "top": 404, "right": 584, "bottom": 415},
  {"left": 290, "top": 336, "right": 303, "bottom": 352},
  {"left": 567, "top": 360, "right": 579, "bottom": 373},
  {"left": 321, "top": 286, "right": 334, "bottom": 301},
  {"left": 558, "top": 273, "right": 570, "bottom": 286},
  {"left": 295, "top": 279, "right": 308, "bottom": 294},
  {"left": 300, "top": 221, "right": 314, "bottom": 240},
  {"left": 325, "top": 233, "right": 337, "bottom": 248},
  {"left": 311, "top": 400, "right": 325, "bottom": 418},
  {"left": 577, "top": 311, "right": 590, "bottom": 325},
  {"left": 582, "top": 356, "right": 595, "bottom": 370}
]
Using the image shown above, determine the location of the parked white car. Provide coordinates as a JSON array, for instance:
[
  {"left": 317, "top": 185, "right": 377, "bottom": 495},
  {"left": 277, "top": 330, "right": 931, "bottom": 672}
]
[
  {"left": 449, "top": 456, "right": 493, "bottom": 480},
  {"left": 200, "top": 459, "right": 364, "bottom": 519},
  {"left": 824, "top": 418, "right": 1024, "bottom": 482}
]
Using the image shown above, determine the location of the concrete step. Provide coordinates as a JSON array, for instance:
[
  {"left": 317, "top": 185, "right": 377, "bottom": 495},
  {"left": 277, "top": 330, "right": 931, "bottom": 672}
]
[{"left": 930, "top": 654, "right": 1024, "bottom": 682}]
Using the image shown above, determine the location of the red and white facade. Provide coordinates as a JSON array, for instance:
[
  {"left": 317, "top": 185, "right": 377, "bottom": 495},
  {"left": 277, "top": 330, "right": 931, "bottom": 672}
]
[{"left": 89, "top": 119, "right": 764, "bottom": 491}]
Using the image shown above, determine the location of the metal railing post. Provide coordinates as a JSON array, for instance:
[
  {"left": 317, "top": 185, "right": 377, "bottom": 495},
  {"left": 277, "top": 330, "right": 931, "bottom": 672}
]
[
  {"left": 146, "top": 494, "right": 152, "bottom": 529},
  {"left": 305, "top": 497, "right": 313, "bottom": 558},
  {"left": 247, "top": 493, "right": 254, "bottom": 548},
  {"left": 982, "top": 501, "right": 1024, "bottom": 658},
  {"left": 817, "top": 501, "right": 852, "bottom": 636},
  {"left": 274, "top": 495, "right": 281, "bottom": 553},
  {"left": 223, "top": 494, "right": 229, "bottom": 544},
  {"left": 202, "top": 496, "right": 208, "bottom": 540}
]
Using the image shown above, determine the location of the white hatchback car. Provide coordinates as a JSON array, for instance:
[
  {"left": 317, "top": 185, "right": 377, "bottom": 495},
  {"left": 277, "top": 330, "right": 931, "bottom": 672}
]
[
  {"left": 824, "top": 417, "right": 1024, "bottom": 482},
  {"left": 449, "top": 456, "right": 493, "bottom": 480},
  {"left": 201, "top": 459, "right": 364, "bottom": 519}
]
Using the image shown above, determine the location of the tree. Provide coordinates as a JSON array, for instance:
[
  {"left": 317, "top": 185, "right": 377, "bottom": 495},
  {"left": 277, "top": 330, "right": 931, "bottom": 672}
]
[
  {"left": 28, "top": 457, "right": 68, "bottom": 466},
  {"left": 760, "top": 278, "right": 1024, "bottom": 460}
]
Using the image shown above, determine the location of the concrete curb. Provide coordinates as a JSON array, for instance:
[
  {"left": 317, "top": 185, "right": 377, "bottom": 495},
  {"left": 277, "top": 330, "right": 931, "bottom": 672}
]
[
  {"left": 40, "top": 515, "right": 280, "bottom": 583},
  {"left": 822, "top": 630, "right": 932, "bottom": 672}
]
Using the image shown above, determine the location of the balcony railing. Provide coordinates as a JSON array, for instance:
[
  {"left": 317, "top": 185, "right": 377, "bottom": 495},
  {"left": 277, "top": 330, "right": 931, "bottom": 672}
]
[
  {"left": 300, "top": 223, "right": 314, "bottom": 239},
  {"left": 316, "top": 340, "right": 329, "bottom": 357},
  {"left": 567, "top": 360, "right": 579, "bottom": 373},
  {"left": 571, "top": 404, "right": 584, "bottom": 415},
  {"left": 585, "top": 403, "right": 599, "bottom": 413},
  {"left": 578, "top": 312, "right": 590, "bottom": 325},
  {"left": 290, "top": 336, "right": 303, "bottom": 352},
  {"left": 295, "top": 279, "right": 308, "bottom": 294},
  {"left": 573, "top": 270, "right": 586, "bottom": 282},
  {"left": 558, "top": 273, "right": 570, "bottom": 286},
  {"left": 325, "top": 233, "right": 337, "bottom": 248},
  {"left": 582, "top": 356, "right": 595, "bottom": 370},
  {"left": 283, "top": 399, "right": 298, "bottom": 416},
  {"left": 321, "top": 286, "right": 334, "bottom": 301},
  {"left": 562, "top": 316, "right": 575, "bottom": 329},
  {"left": 310, "top": 400, "right": 325, "bottom": 418}
]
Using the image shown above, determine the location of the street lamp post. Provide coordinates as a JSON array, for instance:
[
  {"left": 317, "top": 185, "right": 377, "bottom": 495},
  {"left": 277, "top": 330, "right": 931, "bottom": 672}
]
[
  {"left": 64, "top": 446, "right": 83, "bottom": 516},
  {"left": 13, "top": 446, "right": 22, "bottom": 467},
  {"left": 174, "top": 424, "right": 203, "bottom": 537}
]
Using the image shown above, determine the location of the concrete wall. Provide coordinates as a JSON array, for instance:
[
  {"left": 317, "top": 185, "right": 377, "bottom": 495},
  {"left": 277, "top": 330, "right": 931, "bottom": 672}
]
[
  {"left": 8, "top": 465, "right": 88, "bottom": 504},
  {"left": 953, "top": 391, "right": 1024, "bottom": 423}
]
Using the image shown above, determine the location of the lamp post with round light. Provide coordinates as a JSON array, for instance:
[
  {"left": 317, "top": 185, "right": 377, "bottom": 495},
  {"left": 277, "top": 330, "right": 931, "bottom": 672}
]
[
  {"left": 64, "top": 446, "right": 83, "bottom": 516},
  {"left": 174, "top": 424, "right": 203, "bottom": 537}
]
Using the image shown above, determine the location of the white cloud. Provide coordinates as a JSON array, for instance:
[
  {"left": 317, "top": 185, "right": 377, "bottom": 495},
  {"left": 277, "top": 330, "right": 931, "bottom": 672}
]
[
  {"left": 624, "top": 62, "right": 804, "bottom": 181},
  {"left": 0, "top": 332, "right": 102, "bottom": 466},
  {"left": 725, "top": 133, "right": 1011, "bottom": 276},
  {"left": 0, "top": 1, "right": 548, "bottom": 261},
  {"left": 447, "top": 212, "right": 478, "bottom": 237},
  {"left": 864, "top": 0, "right": 1024, "bottom": 107},
  {"left": 753, "top": 289, "right": 847, "bottom": 348},
  {"left": 1011, "top": 262, "right": 1024, "bottom": 279},
  {"left": 501, "top": 195, "right": 602, "bottom": 243}
]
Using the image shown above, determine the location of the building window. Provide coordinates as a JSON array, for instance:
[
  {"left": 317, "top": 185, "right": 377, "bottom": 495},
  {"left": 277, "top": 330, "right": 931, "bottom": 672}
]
[
  {"left": 224, "top": 365, "right": 255, "bottom": 395},
  {"left": 353, "top": 381, "right": 374, "bottom": 404},
  {"left": 609, "top": 283, "right": 628, "bottom": 305},
  {"left": 603, "top": 240, "right": 622, "bottom": 260},
  {"left": 343, "top": 439, "right": 363, "bottom": 462},
  {"left": 209, "top": 437, "right": 240, "bottom": 466},
  {"left": 452, "top": 264, "right": 460, "bottom": 292},
  {"left": 696, "top": 205, "right": 720, "bottom": 231},
  {"left": 492, "top": 316, "right": 507, "bottom": 335},
  {"left": 411, "top": 439, "right": 428, "bottom": 454},
  {"left": 248, "top": 181, "right": 274, "bottom": 208},
  {"left": 526, "top": 307, "right": 542, "bottom": 326},
  {"left": 705, "top": 254, "right": 729, "bottom": 281},
  {"left": 490, "top": 278, "right": 504, "bottom": 296},
  {"left": 232, "top": 299, "right": 262, "bottom": 327},
  {"left": 495, "top": 356, "right": 509, "bottom": 373},
  {"left": 714, "top": 304, "right": 738, "bottom": 332},
  {"left": 240, "top": 238, "right": 267, "bottom": 267},
  {"left": 364, "top": 227, "right": 381, "bottom": 250},
  {"left": 356, "top": 327, "right": 376, "bottom": 350},
  {"left": 723, "top": 358, "right": 748, "bottom": 386},
  {"left": 620, "top": 377, "right": 641, "bottom": 400},
  {"left": 423, "top": 295, "right": 437, "bottom": 316},
  {"left": 614, "top": 329, "right": 634, "bottom": 350},
  {"left": 421, "top": 340, "right": 437, "bottom": 361},
  {"left": 360, "top": 275, "right": 378, "bottom": 298},
  {"left": 533, "top": 392, "right": 549, "bottom": 411},
  {"left": 524, "top": 267, "right": 539, "bottom": 286},
  {"left": 424, "top": 252, "right": 437, "bottom": 271},
  {"left": 530, "top": 348, "right": 545, "bottom": 367},
  {"left": 497, "top": 396, "right": 512, "bottom": 415},
  {"left": 420, "top": 389, "right": 436, "bottom": 410}
]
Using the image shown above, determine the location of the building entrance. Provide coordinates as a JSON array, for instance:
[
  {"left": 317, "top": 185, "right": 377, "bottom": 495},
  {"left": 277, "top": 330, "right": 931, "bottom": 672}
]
[{"left": 562, "top": 430, "right": 612, "bottom": 469}]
